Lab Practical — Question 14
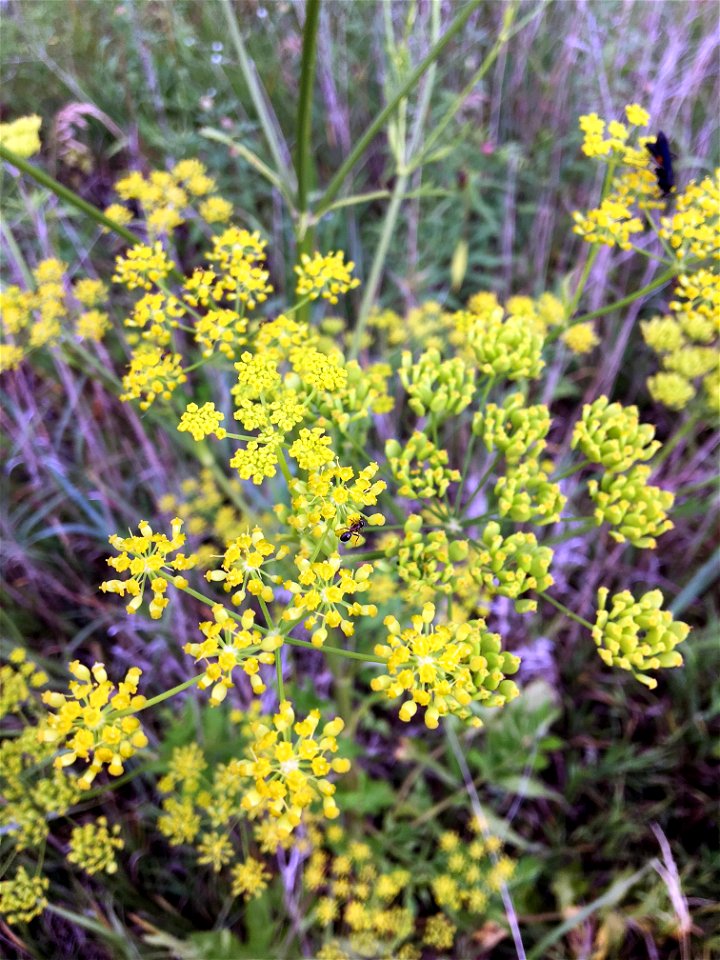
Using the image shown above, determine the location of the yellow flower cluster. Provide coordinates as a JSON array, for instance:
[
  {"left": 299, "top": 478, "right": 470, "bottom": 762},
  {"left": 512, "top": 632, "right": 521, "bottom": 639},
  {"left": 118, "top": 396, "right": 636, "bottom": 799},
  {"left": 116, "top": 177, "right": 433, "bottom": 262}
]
[
  {"left": 113, "top": 241, "right": 176, "bottom": 291},
  {"left": 111, "top": 159, "right": 233, "bottom": 235},
  {"left": 0, "top": 648, "right": 48, "bottom": 719},
  {"left": 0, "top": 866, "right": 49, "bottom": 924},
  {"left": 592, "top": 588, "right": 689, "bottom": 688},
  {"left": 305, "top": 827, "right": 415, "bottom": 959},
  {"left": 462, "top": 302, "right": 545, "bottom": 380},
  {"left": 572, "top": 196, "right": 644, "bottom": 250},
  {"left": 432, "top": 829, "right": 515, "bottom": 913},
  {"left": 388, "top": 514, "right": 468, "bottom": 600},
  {"left": 494, "top": 458, "right": 566, "bottom": 525},
  {"left": 588, "top": 466, "right": 674, "bottom": 548},
  {"left": 207, "top": 525, "right": 285, "bottom": 604},
  {"left": 178, "top": 401, "right": 227, "bottom": 442},
  {"left": 0, "top": 259, "right": 70, "bottom": 370},
  {"left": 238, "top": 700, "right": 351, "bottom": 836},
  {"left": 100, "top": 517, "right": 196, "bottom": 618},
  {"left": 399, "top": 348, "right": 476, "bottom": 421},
  {"left": 572, "top": 396, "right": 660, "bottom": 472},
  {"left": 469, "top": 521, "right": 554, "bottom": 613},
  {"left": 67, "top": 816, "right": 124, "bottom": 875},
  {"left": 642, "top": 268, "right": 720, "bottom": 411},
  {"left": 473, "top": 392, "right": 551, "bottom": 463},
  {"left": 281, "top": 554, "right": 376, "bottom": 647},
  {"left": 282, "top": 461, "right": 386, "bottom": 544},
  {"left": 573, "top": 105, "right": 683, "bottom": 249},
  {"left": 660, "top": 170, "right": 720, "bottom": 262},
  {"left": 40, "top": 661, "right": 148, "bottom": 789},
  {"left": 386, "top": 432, "right": 461, "bottom": 499},
  {"left": 0, "top": 114, "right": 42, "bottom": 157},
  {"left": 295, "top": 250, "right": 360, "bottom": 304},
  {"left": 183, "top": 604, "right": 273, "bottom": 703},
  {"left": 371, "top": 603, "right": 520, "bottom": 729},
  {"left": 231, "top": 857, "right": 272, "bottom": 901}
]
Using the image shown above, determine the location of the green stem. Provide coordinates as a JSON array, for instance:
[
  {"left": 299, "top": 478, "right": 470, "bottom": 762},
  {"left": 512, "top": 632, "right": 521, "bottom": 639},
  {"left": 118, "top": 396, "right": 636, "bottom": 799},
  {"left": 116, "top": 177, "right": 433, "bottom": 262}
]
[
  {"left": 551, "top": 458, "right": 590, "bottom": 482},
  {"left": 0, "top": 216, "right": 33, "bottom": 287},
  {"left": 316, "top": 0, "right": 482, "bottom": 217},
  {"left": 219, "top": 0, "right": 294, "bottom": 193},
  {"left": 350, "top": 172, "right": 408, "bottom": 359},
  {"left": 296, "top": 0, "right": 320, "bottom": 216},
  {"left": 111, "top": 675, "right": 202, "bottom": 719},
  {"left": 559, "top": 264, "right": 682, "bottom": 334},
  {"left": 537, "top": 591, "right": 593, "bottom": 631},
  {"left": 0, "top": 144, "right": 140, "bottom": 246},
  {"left": 284, "top": 635, "right": 384, "bottom": 664}
]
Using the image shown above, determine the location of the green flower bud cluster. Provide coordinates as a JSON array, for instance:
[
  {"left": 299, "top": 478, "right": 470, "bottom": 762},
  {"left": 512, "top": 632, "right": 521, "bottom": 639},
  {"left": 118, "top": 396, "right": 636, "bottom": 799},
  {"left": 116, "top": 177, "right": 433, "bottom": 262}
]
[
  {"left": 0, "top": 866, "right": 49, "bottom": 925},
  {"left": 470, "top": 521, "right": 554, "bottom": 612},
  {"left": 390, "top": 515, "right": 469, "bottom": 596},
  {"left": 592, "top": 587, "right": 689, "bottom": 688},
  {"left": 647, "top": 372, "right": 696, "bottom": 411},
  {"left": 386, "top": 433, "right": 461, "bottom": 499},
  {"left": 472, "top": 393, "right": 551, "bottom": 463},
  {"left": 399, "top": 348, "right": 476, "bottom": 421},
  {"left": 588, "top": 466, "right": 674, "bottom": 548},
  {"left": 495, "top": 460, "right": 566, "bottom": 525},
  {"left": 464, "top": 307, "right": 545, "bottom": 381},
  {"left": 572, "top": 396, "right": 660, "bottom": 472},
  {"left": 67, "top": 816, "right": 124, "bottom": 875}
]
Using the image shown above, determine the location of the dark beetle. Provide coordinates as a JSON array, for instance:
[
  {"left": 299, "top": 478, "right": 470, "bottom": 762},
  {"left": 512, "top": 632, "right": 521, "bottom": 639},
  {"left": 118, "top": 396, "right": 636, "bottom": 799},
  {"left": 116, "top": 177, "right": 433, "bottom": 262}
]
[{"left": 646, "top": 131, "right": 675, "bottom": 195}]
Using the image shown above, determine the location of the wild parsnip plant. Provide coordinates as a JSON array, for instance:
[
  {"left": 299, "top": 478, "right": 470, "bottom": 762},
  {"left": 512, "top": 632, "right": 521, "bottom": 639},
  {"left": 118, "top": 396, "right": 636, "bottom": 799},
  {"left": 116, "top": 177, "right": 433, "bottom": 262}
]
[
  {"left": 1, "top": 95, "right": 714, "bottom": 955},
  {"left": 2, "top": 0, "right": 719, "bottom": 949}
]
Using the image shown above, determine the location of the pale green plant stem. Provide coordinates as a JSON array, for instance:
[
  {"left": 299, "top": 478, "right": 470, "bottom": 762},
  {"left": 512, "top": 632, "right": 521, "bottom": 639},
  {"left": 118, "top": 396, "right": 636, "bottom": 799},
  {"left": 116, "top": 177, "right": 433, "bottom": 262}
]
[
  {"left": 459, "top": 453, "right": 500, "bottom": 517},
  {"left": 350, "top": 173, "right": 410, "bottom": 359},
  {"left": 219, "top": 0, "right": 295, "bottom": 194},
  {"left": 0, "top": 144, "right": 140, "bottom": 245},
  {"left": 558, "top": 262, "right": 694, "bottom": 336},
  {"left": 110, "top": 675, "right": 202, "bottom": 721},
  {"left": 277, "top": 447, "right": 294, "bottom": 485},
  {"left": 315, "top": 0, "right": 482, "bottom": 217},
  {"left": 349, "top": 1, "right": 441, "bottom": 359},
  {"left": 551, "top": 458, "right": 590, "bottom": 482},
  {"left": 258, "top": 594, "right": 285, "bottom": 701},
  {"left": 537, "top": 590, "right": 594, "bottom": 631},
  {"left": 454, "top": 377, "right": 495, "bottom": 517},
  {"left": 409, "top": 1, "right": 526, "bottom": 171},
  {"left": 0, "top": 215, "right": 33, "bottom": 287}
]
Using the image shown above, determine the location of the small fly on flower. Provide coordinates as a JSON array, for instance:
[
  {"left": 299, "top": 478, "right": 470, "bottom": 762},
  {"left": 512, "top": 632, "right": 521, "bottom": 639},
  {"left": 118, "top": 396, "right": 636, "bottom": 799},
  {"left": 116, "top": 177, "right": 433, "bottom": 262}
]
[
  {"left": 337, "top": 514, "right": 366, "bottom": 545},
  {"left": 646, "top": 131, "right": 675, "bottom": 196}
]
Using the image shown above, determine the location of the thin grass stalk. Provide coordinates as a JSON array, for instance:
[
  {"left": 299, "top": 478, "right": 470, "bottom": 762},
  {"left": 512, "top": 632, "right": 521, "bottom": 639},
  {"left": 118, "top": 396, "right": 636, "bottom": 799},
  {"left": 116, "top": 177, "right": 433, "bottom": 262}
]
[
  {"left": 315, "top": 0, "right": 483, "bottom": 218},
  {"left": 0, "top": 144, "right": 140, "bottom": 246},
  {"left": 220, "top": 0, "right": 295, "bottom": 193}
]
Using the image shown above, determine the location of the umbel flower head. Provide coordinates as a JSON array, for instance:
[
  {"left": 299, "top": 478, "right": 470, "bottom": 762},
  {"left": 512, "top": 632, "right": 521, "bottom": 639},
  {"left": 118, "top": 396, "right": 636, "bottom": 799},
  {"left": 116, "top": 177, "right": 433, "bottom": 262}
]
[
  {"left": 39, "top": 661, "right": 148, "bottom": 789},
  {"left": 67, "top": 816, "right": 124, "bottom": 875},
  {"left": 183, "top": 604, "right": 274, "bottom": 703},
  {"left": 588, "top": 466, "right": 674, "bottom": 548},
  {"left": 100, "top": 517, "right": 196, "bottom": 619},
  {"left": 0, "top": 865, "right": 49, "bottom": 925},
  {"left": 592, "top": 588, "right": 689, "bottom": 688},
  {"left": 371, "top": 603, "right": 520, "bottom": 729},
  {"left": 572, "top": 396, "right": 660, "bottom": 472},
  {"left": 237, "top": 700, "right": 351, "bottom": 837}
]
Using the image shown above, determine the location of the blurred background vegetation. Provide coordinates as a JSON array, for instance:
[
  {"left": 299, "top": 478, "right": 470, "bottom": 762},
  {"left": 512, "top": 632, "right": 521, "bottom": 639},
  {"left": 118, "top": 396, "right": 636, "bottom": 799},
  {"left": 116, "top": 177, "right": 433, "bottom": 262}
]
[{"left": 1, "top": 0, "right": 719, "bottom": 957}]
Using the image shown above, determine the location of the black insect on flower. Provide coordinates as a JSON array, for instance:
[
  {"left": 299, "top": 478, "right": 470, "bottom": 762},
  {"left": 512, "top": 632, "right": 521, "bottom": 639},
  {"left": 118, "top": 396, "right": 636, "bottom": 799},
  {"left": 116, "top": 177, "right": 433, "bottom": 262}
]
[{"left": 646, "top": 131, "right": 675, "bottom": 195}]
